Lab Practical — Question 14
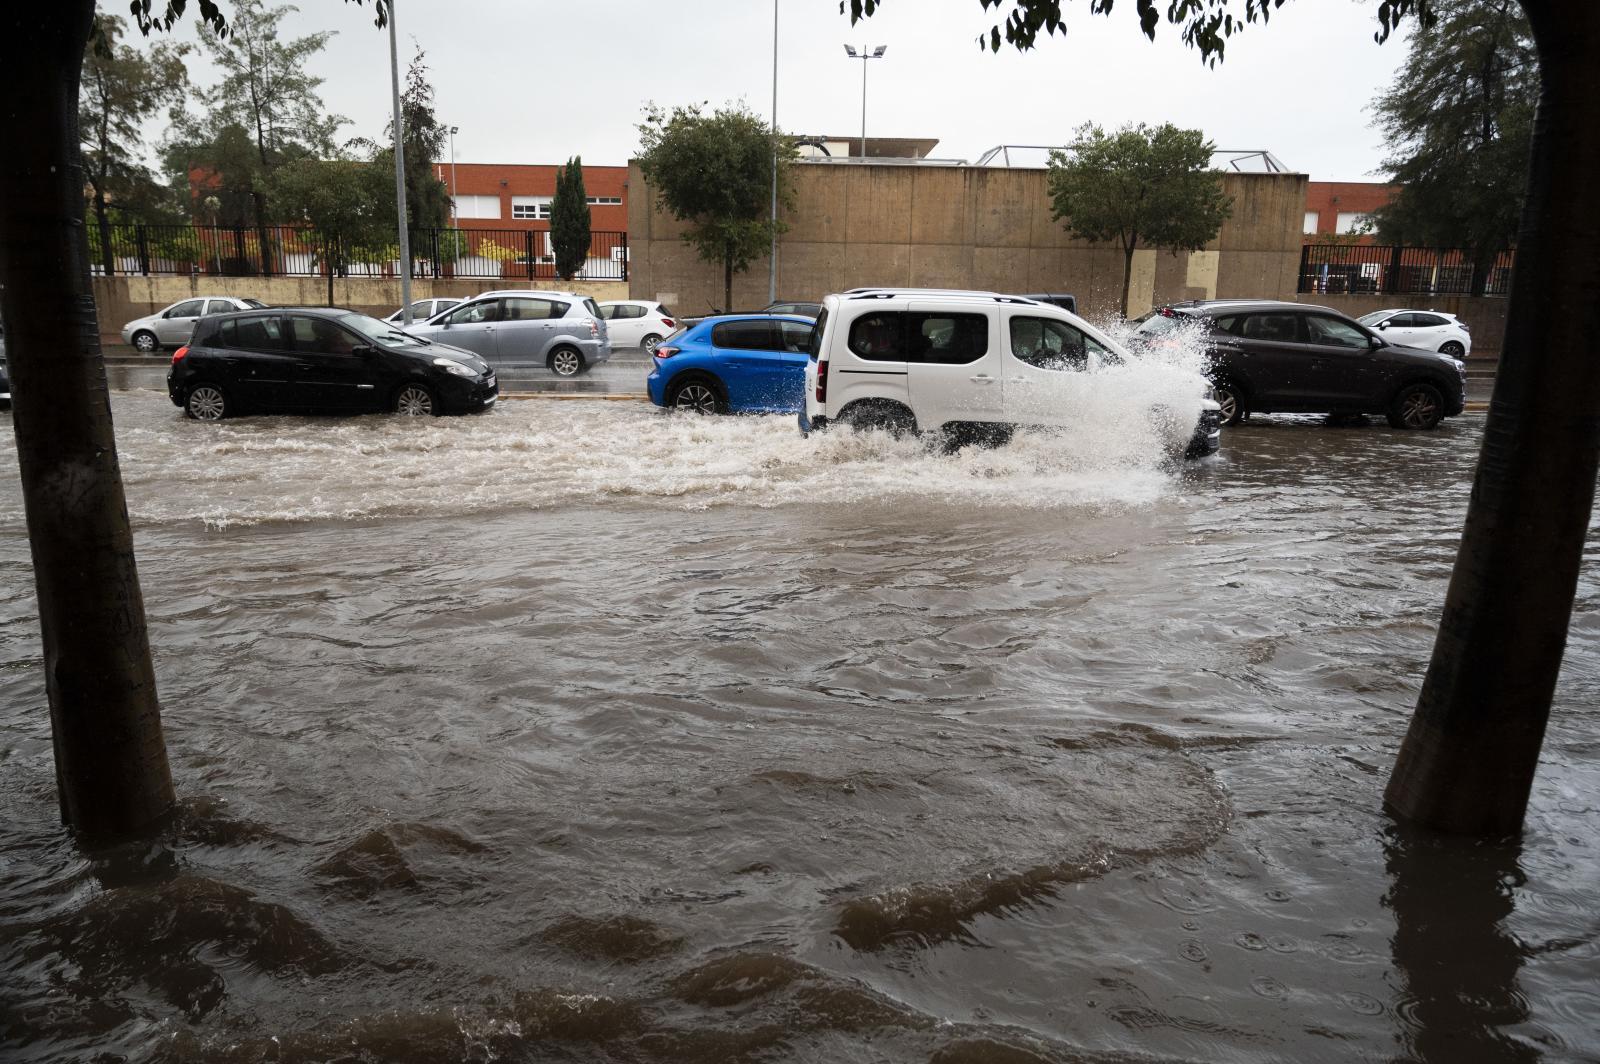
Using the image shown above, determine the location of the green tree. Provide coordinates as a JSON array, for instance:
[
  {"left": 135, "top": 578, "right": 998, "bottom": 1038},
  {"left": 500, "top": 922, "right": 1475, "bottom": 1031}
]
[
  {"left": 550, "top": 156, "right": 591, "bottom": 281},
  {"left": 849, "top": 0, "right": 1600, "bottom": 840},
  {"left": 1371, "top": 0, "right": 1537, "bottom": 294},
  {"left": 1047, "top": 121, "right": 1232, "bottom": 316},
  {"left": 377, "top": 45, "right": 450, "bottom": 231},
  {"left": 636, "top": 101, "right": 795, "bottom": 311},
  {"left": 267, "top": 154, "right": 394, "bottom": 273},
  {"left": 80, "top": 14, "right": 190, "bottom": 274},
  {"left": 165, "top": 0, "right": 346, "bottom": 239},
  {"left": 0, "top": 0, "right": 385, "bottom": 841}
]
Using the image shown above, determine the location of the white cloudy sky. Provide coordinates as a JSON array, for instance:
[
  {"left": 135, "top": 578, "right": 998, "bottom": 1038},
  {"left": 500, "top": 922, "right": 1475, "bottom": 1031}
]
[{"left": 143, "top": 0, "right": 1413, "bottom": 181}]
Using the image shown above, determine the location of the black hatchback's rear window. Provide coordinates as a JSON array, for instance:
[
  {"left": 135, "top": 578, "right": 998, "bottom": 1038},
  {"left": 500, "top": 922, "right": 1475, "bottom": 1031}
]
[{"left": 219, "top": 316, "right": 285, "bottom": 350}]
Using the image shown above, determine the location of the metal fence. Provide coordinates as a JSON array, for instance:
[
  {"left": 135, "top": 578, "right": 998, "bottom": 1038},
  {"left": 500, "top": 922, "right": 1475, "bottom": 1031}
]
[
  {"left": 1298, "top": 244, "right": 1514, "bottom": 297},
  {"left": 88, "top": 223, "right": 629, "bottom": 282}
]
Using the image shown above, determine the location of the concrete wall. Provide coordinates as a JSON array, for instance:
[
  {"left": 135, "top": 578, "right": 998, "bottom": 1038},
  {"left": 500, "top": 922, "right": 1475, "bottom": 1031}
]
[
  {"left": 1293, "top": 292, "right": 1507, "bottom": 358},
  {"left": 92, "top": 275, "right": 628, "bottom": 344},
  {"left": 627, "top": 162, "right": 1308, "bottom": 321}
]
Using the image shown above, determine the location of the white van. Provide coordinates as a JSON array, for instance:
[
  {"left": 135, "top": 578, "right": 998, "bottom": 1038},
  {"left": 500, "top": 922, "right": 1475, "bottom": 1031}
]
[{"left": 800, "top": 289, "right": 1222, "bottom": 458}]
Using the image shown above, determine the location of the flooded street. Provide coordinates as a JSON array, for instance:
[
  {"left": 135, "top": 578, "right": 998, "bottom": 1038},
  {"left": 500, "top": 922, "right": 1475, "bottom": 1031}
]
[{"left": 1, "top": 391, "right": 1597, "bottom": 1062}]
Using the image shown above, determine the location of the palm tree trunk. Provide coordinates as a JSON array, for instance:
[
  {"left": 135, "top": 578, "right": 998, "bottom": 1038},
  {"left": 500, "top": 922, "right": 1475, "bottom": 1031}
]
[
  {"left": 1385, "top": 0, "right": 1600, "bottom": 836},
  {"left": 0, "top": 0, "right": 175, "bottom": 838}
]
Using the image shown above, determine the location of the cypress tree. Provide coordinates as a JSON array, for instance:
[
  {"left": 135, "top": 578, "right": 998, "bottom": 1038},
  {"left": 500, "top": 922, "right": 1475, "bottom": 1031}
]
[{"left": 550, "top": 156, "right": 590, "bottom": 281}]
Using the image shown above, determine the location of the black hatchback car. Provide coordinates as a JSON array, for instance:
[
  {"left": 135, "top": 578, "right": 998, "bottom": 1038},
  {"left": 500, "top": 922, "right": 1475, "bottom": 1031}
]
[
  {"left": 167, "top": 307, "right": 497, "bottom": 420},
  {"left": 1133, "top": 299, "right": 1466, "bottom": 429}
]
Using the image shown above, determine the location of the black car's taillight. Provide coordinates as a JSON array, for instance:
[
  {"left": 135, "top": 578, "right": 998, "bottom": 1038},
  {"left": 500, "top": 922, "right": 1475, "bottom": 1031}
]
[{"left": 172, "top": 346, "right": 189, "bottom": 365}]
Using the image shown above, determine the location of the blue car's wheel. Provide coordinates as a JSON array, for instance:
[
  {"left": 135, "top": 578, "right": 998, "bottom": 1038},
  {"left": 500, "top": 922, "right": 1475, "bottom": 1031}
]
[{"left": 668, "top": 375, "right": 724, "bottom": 415}]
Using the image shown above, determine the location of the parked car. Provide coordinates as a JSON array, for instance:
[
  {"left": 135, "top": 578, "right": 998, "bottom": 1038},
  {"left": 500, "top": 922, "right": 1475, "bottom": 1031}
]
[
  {"left": 404, "top": 289, "right": 610, "bottom": 377},
  {"left": 1019, "top": 292, "right": 1078, "bottom": 314},
  {"left": 647, "top": 314, "right": 817, "bottom": 413},
  {"left": 763, "top": 300, "right": 822, "bottom": 319},
  {"left": 799, "top": 289, "right": 1221, "bottom": 458},
  {"left": 598, "top": 300, "right": 678, "bottom": 353},
  {"left": 1133, "top": 299, "right": 1467, "bottom": 429},
  {"left": 121, "top": 296, "right": 268, "bottom": 353},
  {"left": 167, "top": 307, "right": 497, "bottom": 420},
  {"left": 0, "top": 323, "right": 9, "bottom": 406},
  {"left": 385, "top": 298, "right": 462, "bottom": 325},
  {"left": 1355, "top": 308, "right": 1472, "bottom": 359}
]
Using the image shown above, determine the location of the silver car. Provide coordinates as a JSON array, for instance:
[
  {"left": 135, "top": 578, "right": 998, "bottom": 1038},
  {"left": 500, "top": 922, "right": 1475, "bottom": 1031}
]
[
  {"left": 384, "top": 297, "right": 462, "bottom": 325},
  {"left": 121, "top": 296, "right": 268, "bottom": 353},
  {"left": 404, "top": 289, "right": 611, "bottom": 377}
]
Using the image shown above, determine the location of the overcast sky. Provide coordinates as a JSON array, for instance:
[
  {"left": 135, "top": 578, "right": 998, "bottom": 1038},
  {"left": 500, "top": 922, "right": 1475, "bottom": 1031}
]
[{"left": 149, "top": 0, "right": 1413, "bottom": 181}]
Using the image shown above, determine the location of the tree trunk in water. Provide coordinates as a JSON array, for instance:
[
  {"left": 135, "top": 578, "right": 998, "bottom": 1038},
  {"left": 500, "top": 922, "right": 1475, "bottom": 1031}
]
[
  {"left": 1385, "top": 0, "right": 1600, "bottom": 837},
  {"left": 0, "top": 0, "right": 175, "bottom": 838},
  {"left": 1120, "top": 243, "right": 1136, "bottom": 318}
]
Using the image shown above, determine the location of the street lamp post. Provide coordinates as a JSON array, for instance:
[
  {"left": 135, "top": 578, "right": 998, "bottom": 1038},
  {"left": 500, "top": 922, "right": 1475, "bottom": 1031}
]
[
  {"left": 387, "top": 0, "right": 412, "bottom": 325},
  {"left": 768, "top": 0, "right": 778, "bottom": 305},
  {"left": 448, "top": 125, "right": 459, "bottom": 227},
  {"left": 843, "top": 44, "right": 886, "bottom": 159}
]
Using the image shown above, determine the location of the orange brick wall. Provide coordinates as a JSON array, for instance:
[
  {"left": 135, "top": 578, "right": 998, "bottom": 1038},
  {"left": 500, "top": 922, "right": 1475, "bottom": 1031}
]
[
  {"left": 431, "top": 162, "right": 628, "bottom": 233},
  {"left": 1303, "top": 181, "right": 1398, "bottom": 243}
]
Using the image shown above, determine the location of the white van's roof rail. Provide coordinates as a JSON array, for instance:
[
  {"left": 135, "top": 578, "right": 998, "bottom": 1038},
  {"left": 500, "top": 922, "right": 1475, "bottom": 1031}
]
[{"left": 841, "top": 288, "right": 1045, "bottom": 306}]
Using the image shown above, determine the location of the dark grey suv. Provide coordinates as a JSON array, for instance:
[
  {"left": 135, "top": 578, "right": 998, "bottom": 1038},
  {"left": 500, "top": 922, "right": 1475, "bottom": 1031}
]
[{"left": 1134, "top": 299, "right": 1467, "bottom": 429}]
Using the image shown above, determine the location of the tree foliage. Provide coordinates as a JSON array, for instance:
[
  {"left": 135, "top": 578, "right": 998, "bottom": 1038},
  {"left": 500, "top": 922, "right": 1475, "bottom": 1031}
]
[
  {"left": 80, "top": 14, "right": 190, "bottom": 229},
  {"left": 843, "top": 0, "right": 1435, "bottom": 61},
  {"left": 1047, "top": 122, "right": 1232, "bottom": 315},
  {"left": 163, "top": 0, "right": 346, "bottom": 226},
  {"left": 636, "top": 101, "right": 796, "bottom": 310},
  {"left": 1370, "top": 0, "right": 1536, "bottom": 273},
  {"left": 551, "top": 156, "right": 591, "bottom": 281},
  {"left": 378, "top": 45, "right": 450, "bottom": 230}
]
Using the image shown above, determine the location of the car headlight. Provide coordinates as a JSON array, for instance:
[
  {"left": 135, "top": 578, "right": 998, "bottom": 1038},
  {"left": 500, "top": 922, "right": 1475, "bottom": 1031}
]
[{"left": 433, "top": 357, "right": 477, "bottom": 378}]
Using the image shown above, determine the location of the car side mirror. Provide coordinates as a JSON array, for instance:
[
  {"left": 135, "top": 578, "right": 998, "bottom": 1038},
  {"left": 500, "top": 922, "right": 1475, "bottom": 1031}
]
[
  {"left": 1369, "top": 335, "right": 1384, "bottom": 348},
  {"left": 1376, "top": 321, "right": 1388, "bottom": 329}
]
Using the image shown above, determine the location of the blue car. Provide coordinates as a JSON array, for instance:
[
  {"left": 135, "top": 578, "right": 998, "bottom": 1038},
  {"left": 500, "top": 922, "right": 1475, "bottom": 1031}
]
[{"left": 646, "top": 314, "right": 816, "bottom": 414}]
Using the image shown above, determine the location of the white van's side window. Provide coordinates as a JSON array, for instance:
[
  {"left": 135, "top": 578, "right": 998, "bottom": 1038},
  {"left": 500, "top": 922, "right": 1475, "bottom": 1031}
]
[
  {"left": 848, "top": 312, "right": 903, "bottom": 360},
  {"left": 1009, "top": 316, "right": 1113, "bottom": 372}
]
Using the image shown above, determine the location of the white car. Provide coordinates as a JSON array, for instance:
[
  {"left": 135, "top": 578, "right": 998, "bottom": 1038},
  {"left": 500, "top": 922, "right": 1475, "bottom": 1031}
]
[
  {"left": 385, "top": 297, "right": 462, "bottom": 325},
  {"left": 1356, "top": 308, "right": 1472, "bottom": 359},
  {"left": 120, "top": 296, "right": 267, "bottom": 353},
  {"left": 597, "top": 300, "right": 678, "bottom": 354},
  {"left": 799, "top": 288, "right": 1221, "bottom": 458}
]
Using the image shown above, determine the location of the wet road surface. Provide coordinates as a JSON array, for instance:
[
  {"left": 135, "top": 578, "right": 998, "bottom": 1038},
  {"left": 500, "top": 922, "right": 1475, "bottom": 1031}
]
[{"left": 0, "top": 389, "right": 1595, "bottom": 1063}]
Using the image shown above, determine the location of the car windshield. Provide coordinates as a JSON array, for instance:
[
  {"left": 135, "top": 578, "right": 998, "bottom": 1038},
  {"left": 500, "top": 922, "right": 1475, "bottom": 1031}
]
[
  {"left": 242, "top": 298, "right": 268, "bottom": 309},
  {"left": 1356, "top": 311, "right": 1392, "bottom": 325},
  {"left": 1132, "top": 311, "right": 1190, "bottom": 337},
  {"left": 338, "top": 313, "right": 420, "bottom": 346}
]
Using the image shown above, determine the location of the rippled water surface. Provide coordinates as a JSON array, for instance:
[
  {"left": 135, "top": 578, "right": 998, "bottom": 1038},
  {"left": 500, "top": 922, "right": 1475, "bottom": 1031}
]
[{"left": 2, "top": 392, "right": 1597, "bottom": 1063}]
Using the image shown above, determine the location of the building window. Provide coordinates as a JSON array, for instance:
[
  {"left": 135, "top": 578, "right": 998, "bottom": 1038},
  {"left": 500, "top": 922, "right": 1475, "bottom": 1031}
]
[
  {"left": 586, "top": 196, "right": 623, "bottom": 206},
  {"left": 453, "top": 194, "right": 500, "bottom": 220},
  {"left": 1336, "top": 211, "right": 1374, "bottom": 235},
  {"left": 511, "top": 196, "right": 552, "bottom": 220},
  {"left": 1303, "top": 211, "right": 1320, "bottom": 235}
]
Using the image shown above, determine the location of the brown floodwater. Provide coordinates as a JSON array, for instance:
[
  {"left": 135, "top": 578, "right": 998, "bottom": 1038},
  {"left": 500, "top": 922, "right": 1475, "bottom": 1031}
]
[{"left": 1, "top": 391, "right": 1596, "bottom": 1063}]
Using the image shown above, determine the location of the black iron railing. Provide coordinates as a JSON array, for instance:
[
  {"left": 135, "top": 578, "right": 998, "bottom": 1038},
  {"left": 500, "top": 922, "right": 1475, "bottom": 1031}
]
[
  {"left": 88, "top": 223, "right": 628, "bottom": 282},
  {"left": 1298, "top": 244, "right": 1514, "bottom": 297}
]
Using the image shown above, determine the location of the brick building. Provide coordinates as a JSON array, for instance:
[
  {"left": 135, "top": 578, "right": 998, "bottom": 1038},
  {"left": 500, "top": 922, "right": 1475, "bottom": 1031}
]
[
  {"left": 1303, "top": 181, "right": 1397, "bottom": 243},
  {"left": 434, "top": 162, "right": 628, "bottom": 233}
]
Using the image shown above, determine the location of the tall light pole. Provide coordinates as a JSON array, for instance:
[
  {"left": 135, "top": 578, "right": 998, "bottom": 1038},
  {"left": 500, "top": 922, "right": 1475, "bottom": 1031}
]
[
  {"left": 843, "top": 44, "right": 886, "bottom": 159},
  {"left": 448, "top": 125, "right": 459, "bottom": 227},
  {"left": 388, "top": 0, "right": 413, "bottom": 325},
  {"left": 768, "top": 0, "right": 779, "bottom": 304}
]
